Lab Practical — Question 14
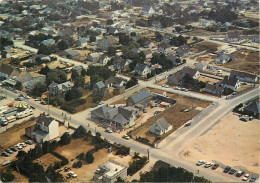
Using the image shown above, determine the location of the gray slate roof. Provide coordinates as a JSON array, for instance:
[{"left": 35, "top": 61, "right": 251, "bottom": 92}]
[
  {"left": 244, "top": 101, "right": 260, "bottom": 114},
  {"left": 95, "top": 81, "right": 105, "bottom": 90},
  {"left": 128, "top": 89, "right": 151, "bottom": 104},
  {"left": 37, "top": 115, "right": 54, "bottom": 127},
  {"left": 152, "top": 117, "right": 171, "bottom": 130},
  {"left": 220, "top": 76, "right": 239, "bottom": 87}
]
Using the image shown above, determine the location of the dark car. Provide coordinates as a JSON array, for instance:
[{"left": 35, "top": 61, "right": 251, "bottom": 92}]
[
  {"left": 25, "top": 140, "right": 33, "bottom": 145},
  {"left": 29, "top": 116, "right": 36, "bottom": 121},
  {"left": 1, "top": 152, "right": 10, "bottom": 157},
  {"left": 236, "top": 171, "right": 245, "bottom": 177},
  {"left": 5, "top": 149, "right": 13, "bottom": 154},
  {"left": 224, "top": 166, "right": 231, "bottom": 173},
  {"left": 212, "top": 163, "right": 219, "bottom": 170},
  {"left": 41, "top": 101, "right": 47, "bottom": 105},
  {"left": 154, "top": 111, "right": 161, "bottom": 115},
  {"left": 10, "top": 147, "right": 18, "bottom": 152},
  {"left": 249, "top": 176, "right": 257, "bottom": 182},
  {"left": 229, "top": 168, "right": 237, "bottom": 175}
]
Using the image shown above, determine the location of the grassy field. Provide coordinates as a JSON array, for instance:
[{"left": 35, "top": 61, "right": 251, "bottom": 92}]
[
  {"left": 191, "top": 41, "right": 221, "bottom": 53},
  {"left": 33, "top": 153, "right": 62, "bottom": 170}
]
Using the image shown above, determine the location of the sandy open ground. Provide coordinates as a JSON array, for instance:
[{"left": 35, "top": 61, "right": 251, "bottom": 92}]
[{"left": 182, "top": 112, "right": 260, "bottom": 175}]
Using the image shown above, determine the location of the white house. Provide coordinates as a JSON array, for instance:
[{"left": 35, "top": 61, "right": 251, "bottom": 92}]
[
  {"left": 219, "top": 76, "right": 241, "bottom": 91},
  {"left": 135, "top": 63, "right": 151, "bottom": 76},
  {"left": 25, "top": 114, "right": 59, "bottom": 143},
  {"left": 195, "top": 61, "right": 208, "bottom": 71},
  {"left": 143, "top": 6, "right": 155, "bottom": 14},
  {"left": 150, "top": 118, "right": 172, "bottom": 135}
]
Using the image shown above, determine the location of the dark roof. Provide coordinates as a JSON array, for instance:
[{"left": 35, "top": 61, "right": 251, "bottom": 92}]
[
  {"left": 182, "top": 66, "right": 198, "bottom": 77},
  {"left": 105, "top": 76, "right": 124, "bottom": 86},
  {"left": 92, "top": 105, "right": 113, "bottom": 118},
  {"left": 158, "top": 42, "right": 171, "bottom": 49},
  {"left": 230, "top": 70, "right": 257, "bottom": 80},
  {"left": 94, "top": 81, "right": 105, "bottom": 90},
  {"left": 228, "top": 32, "right": 240, "bottom": 39},
  {"left": 135, "top": 63, "right": 149, "bottom": 72},
  {"left": 143, "top": 49, "right": 152, "bottom": 56},
  {"left": 107, "top": 27, "right": 117, "bottom": 34},
  {"left": 220, "top": 76, "right": 239, "bottom": 87},
  {"left": 244, "top": 101, "right": 260, "bottom": 114},
  {"left": 0, "top": 64, "right": 18, "bottom": 76},
  {"left": 128, "top": 89, "right": 151, "bottom": 104},
  {"left": 205, "top": 84, "right": 224, "bottom": 92},
  {"left": 167, "top": 54, "right": 178, "bottom": 62},
  {"left": 37, "top": 115, "right": 54, "bottom": 127},
  {"left": 152, "top": 117, "right": 171, "bottom": 130}
]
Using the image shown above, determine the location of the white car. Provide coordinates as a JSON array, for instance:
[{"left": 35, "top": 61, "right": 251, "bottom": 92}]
[
  {"left": 196, "top": 160, "right": 206, "bottom": 166},
  {"left": 174, "top": 87, "right": 180, "bottom": 90},
  {"left": 242, "top": 174, "right": 250, "bottom": 181},
  {"left": 204, "top": 162, "right": 213, "bottom": 168},
  {"left": 25, "top": 96, "right": 30, "bottom": 99},
  {"left": 68, "top": 171, "right": 77, "bottom": 178}
]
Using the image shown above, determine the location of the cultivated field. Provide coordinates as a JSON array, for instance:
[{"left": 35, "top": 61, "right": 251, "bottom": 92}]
[{"left": 182, "top": 112, "right": 260, "bottom": 175}]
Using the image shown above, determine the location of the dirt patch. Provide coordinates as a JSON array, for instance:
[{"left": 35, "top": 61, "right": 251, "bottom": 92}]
[
  {"left": 132, "top": 89, "right": 211, "bottom": 143},
  {"left": 34, "top": 153, "right": 62, "bottom": 170},
  {"left": 0, "top": 120, "right": 36, "bottom": 151},
  {"left": 191, "top": 41, "right": 221, "bottom": 53},
  {"left": 183, "top": 113, "right": 260, "bottom": 174},
  {"left": 225, "top": 49, "right": 260, "bottom": 74}
]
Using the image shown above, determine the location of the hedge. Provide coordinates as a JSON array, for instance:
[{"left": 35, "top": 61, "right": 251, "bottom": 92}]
[{"left": 51, "top": 152, "right": 69, "bottom": 167}]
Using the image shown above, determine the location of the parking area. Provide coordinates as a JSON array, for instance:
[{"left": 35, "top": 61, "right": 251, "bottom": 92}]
[{"left": 182, "top": 112, "right": 260, "bottom": 176}]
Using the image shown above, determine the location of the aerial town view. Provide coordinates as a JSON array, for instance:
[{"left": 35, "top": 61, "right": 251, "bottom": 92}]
[{"left": 0, "top": 0, "right": 259, "bottom": 182}]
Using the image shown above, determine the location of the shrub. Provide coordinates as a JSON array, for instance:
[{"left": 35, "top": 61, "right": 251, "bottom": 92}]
[
  {"left": 127, "top": 156, "right": 148, "bottom": 176},
  {"left": 51, "top": 152, "right": 69, "bottom": 167},
  {"left": 60, "top": 104, "right": 75, "bottom": 114},
  {"left": 0, "top": 171, "right": 14, "bottom": 182},
  {"left": 76, "top": 153, "right": 85, "bottom": 160},
  {"left": 72, "top": 161, "right": 82, "bottom": 168},
  {"left": 116, "top": 145, "right": 130, "bottom": 156},
  {"left": 86, "top": 150, "right": 94, "bottom": 164}
]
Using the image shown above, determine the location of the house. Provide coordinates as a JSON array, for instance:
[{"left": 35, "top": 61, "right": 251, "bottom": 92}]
[
  {"left": 205, "top": 84, "right": 224, "bottom": 96},
  {"left": 226, "top": 32, "right": 240, "bottom": 42},
  {"left": 105, "top": 76, "right": 126, "bottom": 88},
  {"left": 93, "top": 81, "right": 109, "bottom": 97},
  {"left": 107, "top": 27, "right": 118, "bottom": 35},
  {"left": 97, "top": 36, "right": 118, "bottom": 51},
  {"left": 0, "top": 64, "right": 21, "bottom": 80},
  {"left": 158, "top": 43, "right": 171, "bottom": 53},
  {"left": 195, "top": 61, "right": 208, "bottom": 71},
  {"left": 167, "top": 71, "right": 183, "bottom": 85},
  {"left": 87, "top": 52, "right": 103, "bottom": 63},
  {"left": 152, "top": 20, "right": 162, "bottom": 28},
  {"left": 25, "top": 114, "right": 59, "bottom": 143},
  {"left": 142, "top": 49, "right": 153, "bottom": 59},
  {"left": 114, "top": 57, "right": 132, "bottom": 71},
  {"left": 113, "top": 86, "right": 125, "bottom": 95},
  {"left": 167, "top": 54, "right": 181, "bottom": 66},
  {"left": 131, "top": 48, "right": 141, "bottom": 54},
  {"left": 135, "top": 63, "right": 151, "bottom": 76},
  {"left": 243, "top": 101, "right": 260, "bottom": 119},
  {"left": 77, "top": 37, "right": 88, "bottom": 48},
  {"left": 219, "top": 76, "right": 241, "bottom": 91},
  {"left": 126, "top": 89, "right": 152, "bottom": 108},
  {"left": 91, "top": 105, "right": 139, "bottom": 129},
  {"left": 198, "top": 0, "right": 207, "bottom": 7},
  {"left": 17, "top": 72, "right": 46, "bottom": 91},
  {"left": 215, "top": 54, "right": 233, "bottom": 64},
  {"left": 29, "top": 54, "right": 51, "bottom": 63},
  {"left": 230, "top": 70, "right": 258, "bottom": 83},
  {"left": 142, "top": 6, "right": 155, "bottom": 14},
  {"left": 48, "top": 81, "right": 73, "bottom": 96},
  {"left": 98, "top": 54, "right": 110, "bottom": 64},
  {"left": 150, "top": 118, "right": 172, "bottom": 135},
  {"left": 175, "top": 45, "right": 190, "bottom": 57},
  {"left": 63, "top": 49, "right": 81, "bottom": 59},
  {"left": 93, "top": 160, "right": 127, "bottom": 182},
  {"left": 182, "top": 67, "right": 200, "bottom": 79},
  {"left": 41, "top": 39, "right": 55, "bottom": 46},
  {"left": 144, "top": 40, "right": 154, "bottom": 48}
]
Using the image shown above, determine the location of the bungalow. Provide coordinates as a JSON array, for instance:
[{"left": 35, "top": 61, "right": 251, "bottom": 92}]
[
  {"left": 150, "top": 118, "right": 172, "bottom": 136},
  {"left": 182, "top": 67, "right": 200, "bottom": 79},
  {"left": 195, "top": 61, "right": 208, "bottom": 71},
  {"left": 219, "top": 76, "right": 241, "bottom": 91},
  {"left": 77, "top": 37, "right": 88, "bottom": 48},
  {"left": 0, "top": 64, "right": 21, "bottom": 80},
  {"left": 226, "top": 32, "right": 240, "bottom": 42},
  {"left": 167, "top": 71, "right": 183, "bottom": 86},
  {"left": 230, "top": 70, "right": 258, "bottom": 83},
  {"left": 205, "top": 84, "right": 224, "bottom": 96},
  {"left": 142, "top": 6, "right": 155, "bottom": 14},
  {"left": 63, "top": 49, "right": 81, "bottom": 59},
  {"left": 17, "top": 72, "right": 46, "bottom": 91},
  {"left": 114, "top": 57, "right": 132, "bottom": 71},
  {"left": 25, "top": 114, "right": 59, "bottom": 143},
  {"left": 243, "top": 101, "right": 260, "bottom": 119},
  {"left": 97, "top": 36, "right": 118, "bottom": 51},
  {"left": 158, "top": 43, "right": 171, "bottom": 53},
  {"left": 87, "top": 52, "right": 103, "bottom": 63},
  {"left": 126, "top": 89, "right": 152, "bottom": 108},
  {"left": 135, "top": 63, "right": 151, "bottom": 76},
  {"left": 215, "top": 54, "right": 233, "bottom": 64},
  {"left": 98, "top": 54, "right": 110, "bottom": 64},
  {"left": 93, "top": 81, "right": 109, "bottom": 97},
  {"left": 167, "top": 54, "right": 181, "bottom": 66},
  {"left": 175, "top": 45, "right": 190, "bottom": 57},
  {"left": 105, "top": 76, "right": 126, "bottom": 88}
]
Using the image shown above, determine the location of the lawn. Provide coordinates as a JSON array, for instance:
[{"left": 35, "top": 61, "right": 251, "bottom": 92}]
[
  {"left": 33, "top": 153, "right": 62, "bottom": 170},
  {"left": 191, "top": 41, "right": 221, "bottom": 53}
]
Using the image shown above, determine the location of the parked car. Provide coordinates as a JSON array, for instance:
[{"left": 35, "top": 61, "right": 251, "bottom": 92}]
[
  {"left": 5, "top": 149, "right": 13, "bottom": 154},
  {"left": 14, "top": 90, "right": 19, "bottom": 93},
  {"left": 236, "top": 171, "right": 245, "bottom": 177},
  {"left": 240, "top": 117, "right": 248, "bottom": 122},
  {"left": 95, "top": 169, "right": 101, "bottom": 174},
  {"left": 196, "top": 160, "right": 206, "bottom": 166},
  {"left": 41, "top": 101, "right": 47, "bottom": 105},
  {"left": 35, "top": 97, "right": 41, "bottom": 101},
  {"left": 29, "top": 116, "right": 36, "bottom": 121},
  {"left": 181, "top": 88, "right": 188, "bottom": 92},
  {"left": 10, "top": 147, "right": 18, "bottom": 152},
  {"left": 1, "top": 152, "right": 10, "bottom": 157},
  {"left": 15, "top": 97, "right": 23, "bottom": 101},
  {"left": 224, "top": 166, "right": 231, "bottom": 173},
  {"left": 154, "top": 110, "right": 161, "bottom": 115},
  {"left": 2, "top": 160, "right": 11, "bottom": 166},
  {"left": 105, "top": 128, "right": 112, "bottom": 133},
  {"left": 25, "top": 140, "right": 33, "bottom": 145},
  {"left": 24, "top": 96, "right": 30, "bottom": 99},
  {"left": 249, "top": 176, "right": 257, "bottom": 182},
  {"left": 174, "top": 87, "right": 180, "bottom": 90},
  {"left": 229, "top": 168, "right": 237, "bottom": 175},
  {"left": 249, "top": 116, "right": 254, "bottom": 121},
  {"left": 122, "top": 134, "right": 130, "bottom": 140},
  {"left": 19, "top": 143, "right": 26, "bottom": 148},
  {"left": 143, "top": 108, "right": 147, "bottom": 113},
  {"left": 242, "top": 174, "right": 250, "bottom": 181},
  {"left": 185, "top": 121, "right": 192, "bottom": 127},
  {"left": 204, "top": 162, "right": 213, "bottom": 168},
  {"left": 212, "top": 163, "right": 219, "bottom": 170}
]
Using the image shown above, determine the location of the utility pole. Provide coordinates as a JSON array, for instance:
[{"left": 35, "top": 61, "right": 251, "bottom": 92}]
[
  {"left": 147, "top": 149, "right": 149, "bottom": 160},
  {"left": 48, "top": 88, "right": 50, "bottom": 116}
]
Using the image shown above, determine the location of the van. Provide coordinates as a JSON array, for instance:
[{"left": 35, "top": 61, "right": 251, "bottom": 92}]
[{"left": 0, "top": 117, "right": 8, "bottom": 126}]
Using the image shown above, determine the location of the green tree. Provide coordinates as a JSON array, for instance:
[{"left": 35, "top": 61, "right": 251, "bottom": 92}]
[
  {"left": 39, "top": 65, "right": 50, "bottom": 75},
  {"left": 15, "top": 81, "right": 23, "bottom": 90},
  {"left": 125, "top": 77, "right": 138, "bottom": 89},
  {"left": 71, "top": 69, "right": 80, "bottom": 81},
  {"left": 89, "top": 35, "right": 96, "bottom": 43},
  {"left": 46, "top": 69, "right": 67, "bottom": 85},
  {"left": 86, "top": 150, "right": 94, "bottom": 164},
  {"left": 155, "top": 31, "right": 163, "bottom": 41},
  {"left": 107, "top": 46, "right": 117, "bottom": 56},
  {"left": 72, "top": 125, "right": 86, "bottom": 138},
  {"left": 59, "top": 132, "right": 71, "bottom": 145},
  {"left": 107, "top": 19, "right": 114, "bottom": 25},
  {"left": 57, "top": 40, "right": 68, "bottom": 50},
  {"left": 42, "top": 141, "right": 51, "bottom": 154},
  {"left": 31, "top": 82, "right": 47, "bottom": 97},
  {"left": 81, "top": 69, "right": 87, "bottom": 76}
]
